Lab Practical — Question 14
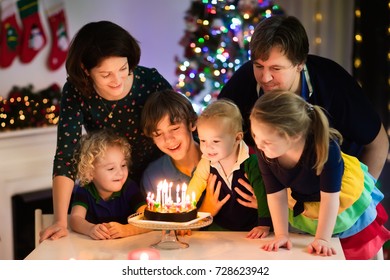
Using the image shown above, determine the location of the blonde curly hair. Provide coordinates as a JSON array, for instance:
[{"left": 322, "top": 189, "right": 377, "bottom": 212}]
[{"left": 75, "top": 129, "right": 132, "bottom": 185}]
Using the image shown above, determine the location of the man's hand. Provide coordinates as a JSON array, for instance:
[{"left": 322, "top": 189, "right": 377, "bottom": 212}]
[{"left": 235, "top": 177, "right": 258, "bottom": 209}]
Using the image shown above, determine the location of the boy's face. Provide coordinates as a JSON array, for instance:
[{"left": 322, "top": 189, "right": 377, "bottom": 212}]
[
  {"left": 197, "top": 118, "right": 241, "bottom": 164},
  {"left": 91, "top": 145, "right": 128, "bottom": 200},
  {"left": 252, "top": 46, "right": 302, "bottom": 94},
  {"left": 152, "top": 114, "right": 196, "bottom": 162}
]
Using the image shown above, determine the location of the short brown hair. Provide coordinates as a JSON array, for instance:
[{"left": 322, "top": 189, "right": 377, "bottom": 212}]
[
  {"left": 250, "top": 15, "right": 309, "bottom": 65},
  {"left": 141, "top": 90, "right": 198, "bottom": 138}
]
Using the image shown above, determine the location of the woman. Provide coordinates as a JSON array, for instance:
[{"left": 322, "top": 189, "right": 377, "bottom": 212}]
[{"left": 39, "top": 21, "right": 172, "bottom": 242}]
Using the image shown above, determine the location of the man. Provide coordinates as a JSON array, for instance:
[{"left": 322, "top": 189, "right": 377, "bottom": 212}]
[{"left": 218, "top": 15, "right": 388, "bottom": 179}]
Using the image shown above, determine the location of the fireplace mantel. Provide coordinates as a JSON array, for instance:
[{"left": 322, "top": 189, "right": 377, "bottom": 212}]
[{"left": 0, "top": 126, "right": 57, "bottom": 260}]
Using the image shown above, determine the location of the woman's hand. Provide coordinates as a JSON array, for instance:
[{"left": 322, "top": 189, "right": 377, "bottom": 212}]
[
  {"left": 246, "top": 226, "right": 270, "bottom": 239},
  {"left": 198, "top": 174, "right": 230, "bottom": 216},
  {"left": 39, "top": 223, "right": 68, "bottom": 243},
  {"left": 307, "top": 238, "right": 337, "bottom": 256},
  {"left": 261, "top": 235, "right": 292, "bottom": 252},
  {"left": 235, "top": 177, "right": 258, "bottom": 209}
]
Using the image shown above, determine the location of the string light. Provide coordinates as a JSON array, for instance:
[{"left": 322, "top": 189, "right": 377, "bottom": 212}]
[
  {"left": 313, "top": 0, "right": 322, "bottom": 53},
  {"left": 0, "top": 84, "right": 61, "bottom": 131},
  {"left": 174, "top": 0, "right": 284, "bottom": 112}
]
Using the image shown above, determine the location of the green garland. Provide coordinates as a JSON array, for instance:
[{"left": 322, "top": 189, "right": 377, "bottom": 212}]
[{"left": 0, "top": 83, "right": 61, "bottom": 131}]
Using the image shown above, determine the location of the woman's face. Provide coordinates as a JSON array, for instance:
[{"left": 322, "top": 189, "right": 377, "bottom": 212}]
[{"left": 88, "top": 56, "right": 131, "bottom": 100}]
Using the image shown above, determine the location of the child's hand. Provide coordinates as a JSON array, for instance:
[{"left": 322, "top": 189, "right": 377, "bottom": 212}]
[
  {"left": 261, "top": 235, "right": 292, "bottom": 252},
  {"left": 307, "top": 238, "right": 337, "bottom": 256},
  {"left": 246, "top": 226, "right": 270, "bottom": 239},
  {"left": 104, "top": 222, "right": 128, "bottom": 239},
  {"left": 89, "top": 223, "right": 111, "bottom": 240},
  {"left": 199, "top": 174, "right": 230, "bottom": 216}
]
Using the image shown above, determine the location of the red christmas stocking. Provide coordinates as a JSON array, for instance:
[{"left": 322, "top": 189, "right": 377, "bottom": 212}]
[
  {"left": 17, "top": 0, "right": 47, "bottom": 63},
  {"left": 43, "top": 0, "right": 69, "bottom": 70},
  {"left": 0, "top": 0, "right": 22, "bottom": 68}
]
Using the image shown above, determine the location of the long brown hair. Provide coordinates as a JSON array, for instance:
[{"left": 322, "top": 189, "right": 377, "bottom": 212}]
[
  {"left": 250, "top": 90, "right": 342, "bottom": 175},
  {"left": 66, "top": 21, "right": 141, "bottom": 97}
]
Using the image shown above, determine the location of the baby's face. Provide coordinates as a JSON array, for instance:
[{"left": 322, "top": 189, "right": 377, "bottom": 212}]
[{"left": 197, "top": 118, "right": 238, "bottom": 164}]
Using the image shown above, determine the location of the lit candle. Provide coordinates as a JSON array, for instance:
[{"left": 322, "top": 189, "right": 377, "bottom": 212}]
[
  {"left": 181, "top": 183, "right": 187, "bottom": 209},
  {"left": 168, "top": 182, "right": 173, "bottom": 203},
  {"left": 176, "top": 184, "right": 180, "bottom": 203},
  {"left": 161, "top": 181, "right": 165, "bottom": 208},
  {"left": 150, "top": 193, "right": 155, "bottom": 210},
  {"left": 162, "top": 180, "right": 169, "bottom": 209},
  {"left": 192, "top": 191, "right": 196, "bottom": 208},
  {"left": 186, "top": 194, "right": 191, "bottom": 210},
  {"left": 156, "top": 181, "right": 162, "bottom": 204},
  {"left": 128, "top": 248, "right": 160, "bottom": 260},
  {"left": 146, "top": 192, "right": 151, "bottom": 210}
]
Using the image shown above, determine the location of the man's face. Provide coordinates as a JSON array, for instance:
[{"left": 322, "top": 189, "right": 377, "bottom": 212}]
[{"left": 252, "top": 46, "right": 303, "bottom": 94}]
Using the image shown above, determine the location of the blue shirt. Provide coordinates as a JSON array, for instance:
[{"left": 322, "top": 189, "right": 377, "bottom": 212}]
[
  {"left": 71, "top": 178, "right": 146, "bottom": 224},
  {"left": 257, "top": 137, "right": 344, "bottom": 216},
  {"left": 141, "top": 154, "right": 192, "bottom": 195}
]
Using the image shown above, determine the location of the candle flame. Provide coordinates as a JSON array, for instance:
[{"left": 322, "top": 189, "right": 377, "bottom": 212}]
[{"left": 139, "top": 252, "right": 149, "bottom": 260}]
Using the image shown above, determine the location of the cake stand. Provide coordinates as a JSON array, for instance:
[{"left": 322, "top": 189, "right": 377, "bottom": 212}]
[{"left": 128, "top": 212, "right": 213, "bottom": 250}]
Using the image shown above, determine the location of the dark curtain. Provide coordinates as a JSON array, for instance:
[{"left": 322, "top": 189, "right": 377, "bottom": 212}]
[
  {"left": 352, "top": 0, "right": 389, "bottom": 129},
  {"left": 352, "top": 0, "right": 390, "bottom": 241},
  {"left": 353, "top": 0, "right": 390, "bottom": 247}
]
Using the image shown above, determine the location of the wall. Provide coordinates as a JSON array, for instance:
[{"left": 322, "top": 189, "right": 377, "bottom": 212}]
[
  {"left": 0, "top": 0, "right": 354, "bottom": 96},
  {"left": 0, "top": 0, "right": 191, "bottom": 94},
  {"left": 0, "top": 126, "right": 57, "bottom": 260}
]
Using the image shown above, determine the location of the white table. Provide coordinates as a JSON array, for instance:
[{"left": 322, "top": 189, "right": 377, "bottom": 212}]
[{"left": 25, "top": 230, "right": 345, "bottom": 260}]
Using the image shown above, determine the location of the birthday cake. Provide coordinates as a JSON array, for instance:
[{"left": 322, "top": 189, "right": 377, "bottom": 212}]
[
  {"left": 144, "top": 181, "right": 198, "bottom": 222},
  {"left": 144, "top": 207, "right": 198, "bottom": 222}
]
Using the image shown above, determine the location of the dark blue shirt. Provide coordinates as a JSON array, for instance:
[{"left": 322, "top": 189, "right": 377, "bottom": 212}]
[
  {"left": 198, "top": 155, "right": 272, "bottom": 231},
  {"left": 71, "top": 178, "right": 146, "bottom": 224},
  {"left": 257, "top": 137, "right": 344, "bottom": 216}
]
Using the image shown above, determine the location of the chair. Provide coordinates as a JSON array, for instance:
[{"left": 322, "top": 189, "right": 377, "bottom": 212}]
[{"left": 34, "top": 209, "right": 70, "bottom": 247}]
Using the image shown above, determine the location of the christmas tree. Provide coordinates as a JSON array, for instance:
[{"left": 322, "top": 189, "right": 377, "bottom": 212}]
[{"left": 174, "top": 0, "right": 284, "bottom": 113}]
